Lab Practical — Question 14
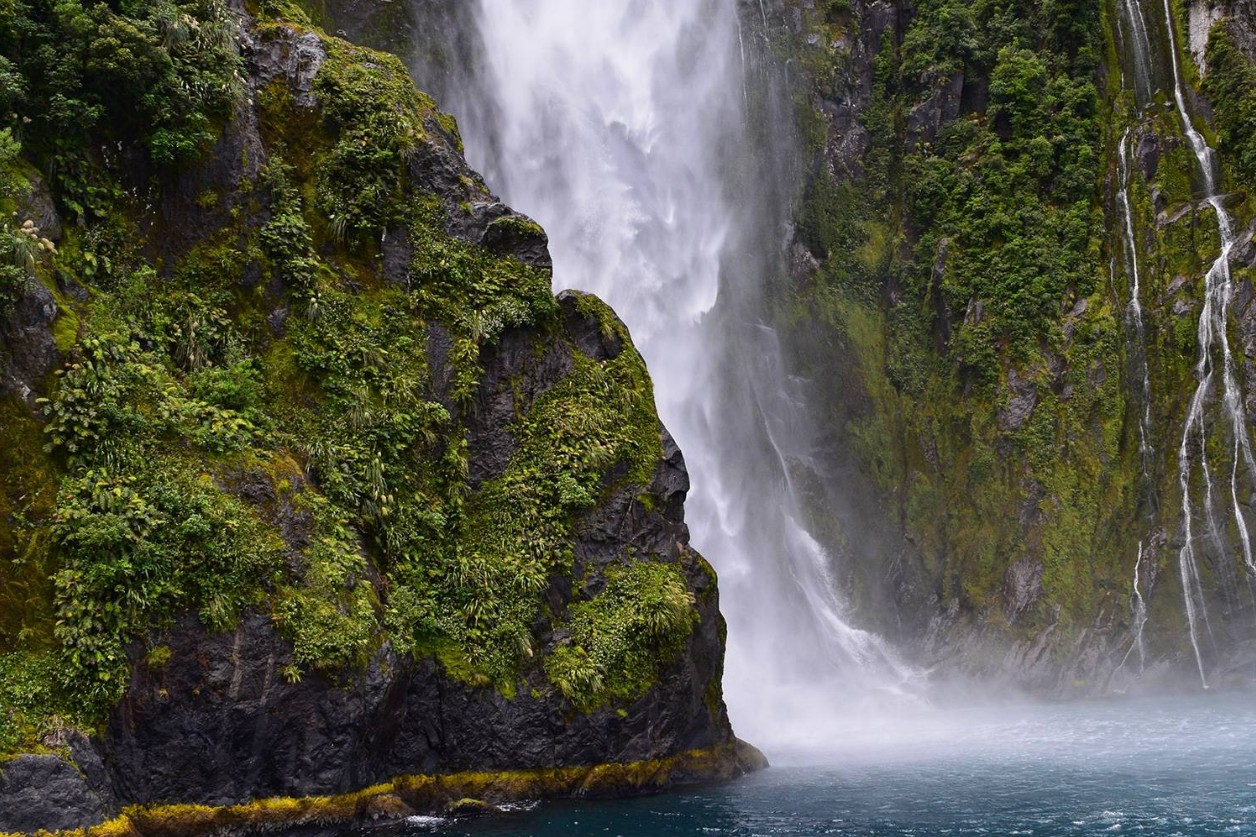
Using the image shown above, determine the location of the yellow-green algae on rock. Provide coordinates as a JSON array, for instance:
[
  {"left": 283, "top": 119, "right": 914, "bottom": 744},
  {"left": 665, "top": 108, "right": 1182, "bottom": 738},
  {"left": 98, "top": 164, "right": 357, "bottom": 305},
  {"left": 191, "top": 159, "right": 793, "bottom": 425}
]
[{"left": 0, "top": 742, "right": 767, "bottom": 837}]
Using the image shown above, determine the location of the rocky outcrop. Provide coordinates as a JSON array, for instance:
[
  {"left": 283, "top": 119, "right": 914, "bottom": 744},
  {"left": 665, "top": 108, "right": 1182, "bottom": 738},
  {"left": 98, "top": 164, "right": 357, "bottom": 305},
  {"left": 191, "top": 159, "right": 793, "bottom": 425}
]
[
  {"left": 0, "top": 290, "right": 754, "bottom": 829},
  {"left": 0, "top": 9, "right": 757, "bottom": 834},
  {"left": 0, "top": 739, "right": 114, "bottom": 834},
  {"left": 95, "top": 294, "right": 741, "bottom": 813},
  {"left": 0, "top": 278, "right": 60, "bottom": 408}
]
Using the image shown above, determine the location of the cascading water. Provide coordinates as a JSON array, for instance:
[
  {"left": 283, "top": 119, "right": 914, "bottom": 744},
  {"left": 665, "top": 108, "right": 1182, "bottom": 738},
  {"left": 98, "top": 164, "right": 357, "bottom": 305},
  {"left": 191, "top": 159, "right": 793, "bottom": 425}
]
[
  {"left": 1117, "top": 129, "right": 1155, "bottom": 489},
  {"left": 1154, "top": 0, "right": 1256, "bottom": 685},
  {"left": 1116, "top": 0, "right": 1157, "bottom": 103},
  {"left": 1117, "top": 542, "right": 1150, "bottom": 677},
  {"left": 1114, "top": 129, "right": 1156, "bottom": 677},
  {"left": 449, "top": 0, "right": 921, "bottom": 749}
]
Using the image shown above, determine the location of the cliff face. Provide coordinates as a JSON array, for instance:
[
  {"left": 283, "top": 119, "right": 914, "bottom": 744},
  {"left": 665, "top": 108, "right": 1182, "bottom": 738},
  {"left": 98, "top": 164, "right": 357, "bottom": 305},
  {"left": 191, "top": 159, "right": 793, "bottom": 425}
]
[
  {"left": 0, "top": 3, "right": 756, "bottom": 834},
  {"left": 754, "top": 0, "right": 1256, "bottom": 691}
]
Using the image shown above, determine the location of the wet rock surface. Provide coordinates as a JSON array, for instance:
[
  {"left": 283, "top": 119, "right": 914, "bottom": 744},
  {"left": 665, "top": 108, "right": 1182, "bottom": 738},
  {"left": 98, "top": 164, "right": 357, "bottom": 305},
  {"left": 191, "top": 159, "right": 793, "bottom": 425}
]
[
  {"left": 0, "top": 12, "right": 749, "bottom": 833},
  {"left": 100, "top": 297, "right": 735, "bottom": 809},
  {"left": 0, "top": 743, "right": 115, "bottom": 833}
]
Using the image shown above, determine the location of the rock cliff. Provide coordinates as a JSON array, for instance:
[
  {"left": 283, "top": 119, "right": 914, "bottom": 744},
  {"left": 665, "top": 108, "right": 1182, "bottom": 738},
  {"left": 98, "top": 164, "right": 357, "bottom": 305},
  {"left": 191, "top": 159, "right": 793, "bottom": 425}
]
[
  {"left": 749, "top": 0, "right": 1256, "bottom": 692},
  {"left": 0, "top": 3, "right": 759, "bottom": 833}
]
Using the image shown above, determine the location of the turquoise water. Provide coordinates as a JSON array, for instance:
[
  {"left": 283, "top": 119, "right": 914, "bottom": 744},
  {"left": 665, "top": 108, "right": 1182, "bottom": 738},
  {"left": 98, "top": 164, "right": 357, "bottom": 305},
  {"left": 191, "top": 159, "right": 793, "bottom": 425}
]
[{"left": 360, "top": 694, "right": 1256, "bottom": 836}]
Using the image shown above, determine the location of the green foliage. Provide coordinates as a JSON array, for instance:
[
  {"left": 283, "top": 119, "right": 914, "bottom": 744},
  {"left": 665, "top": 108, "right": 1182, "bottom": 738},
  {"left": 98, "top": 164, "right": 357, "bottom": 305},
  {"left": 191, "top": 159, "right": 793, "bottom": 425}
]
[
  {"left": 0, "top": 13, "right": 687, "bottom": 759},
  {"left": 774, "top": 0, "right": 1134, "bottom": 643},
  {"left": 313, "top": 39, "right": 425, "bottom": 242},
  {"left": 0, "top": 651, "right": 81, "bottom": 753},
  {"left": 273, "top": 497, "right": 378, "bottom": 673},
  {"left": 901, "top": 0, "right": 978, "bottom": 80},
  {"left": 441, "top": 326, "right": 663, "bottom": 685},
  {"left": 1203, "top": 24, "right": 1256, "bottom": 189},
  {"left": 904, "top": 55, "right": 1101, "bottom": 370},
  {"left": 546, "top": 561, "right": 696, "bottom": 710},
  {"left": 0, "top": 0, "right": 241, "bottom": 168},
  {"left": 259, "top": 157, "right": 318, "bottom": 291},
  {"left": 52, "top": 465, "right": 280, "bottom": 706}
]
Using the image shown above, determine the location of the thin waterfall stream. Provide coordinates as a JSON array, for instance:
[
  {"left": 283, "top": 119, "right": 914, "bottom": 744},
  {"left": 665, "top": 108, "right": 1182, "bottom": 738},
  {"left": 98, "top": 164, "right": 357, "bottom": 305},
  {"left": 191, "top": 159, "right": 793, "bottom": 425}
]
[
  {"left": 447, "top": 0, "right": 921, "bottom": 750},
  {"left": 1117, "top": 129, "right": 1154, "bottom": 485},
  {"left": 1150, "top": 0, "right": 1256, "bottom": 685},
  {"left": 1114, "top": 122, "right": 1157, "bottom": 680}
]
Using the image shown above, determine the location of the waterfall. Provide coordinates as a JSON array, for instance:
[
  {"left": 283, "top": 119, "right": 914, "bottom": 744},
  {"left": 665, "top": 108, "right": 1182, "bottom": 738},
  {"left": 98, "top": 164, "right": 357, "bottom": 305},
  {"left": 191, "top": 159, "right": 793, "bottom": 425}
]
[
  {"left": 1117, "top": 542, "right": 1150, "bottom": 679},
  {"left": 1117, "top": 0, "right": 1156, "bottom": 104},
  {"left": 1117, "top": 129, "right": 1154, "bottom": 488},
  {"left": 448, "top": 0, "right": 921, "bottom": 750},
  {"left": 1155, "top": 0, "right": 1256, "bottom": 686},
  {"left": 1114, "top": 129, "right": 1157, "bottom": 678}
]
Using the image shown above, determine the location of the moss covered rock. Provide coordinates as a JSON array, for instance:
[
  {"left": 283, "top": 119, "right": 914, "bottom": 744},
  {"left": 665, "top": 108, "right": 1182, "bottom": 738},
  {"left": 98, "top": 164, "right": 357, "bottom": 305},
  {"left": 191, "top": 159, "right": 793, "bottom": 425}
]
[{"left": 0, "top": 4, "right": 754, "bottom": 832}]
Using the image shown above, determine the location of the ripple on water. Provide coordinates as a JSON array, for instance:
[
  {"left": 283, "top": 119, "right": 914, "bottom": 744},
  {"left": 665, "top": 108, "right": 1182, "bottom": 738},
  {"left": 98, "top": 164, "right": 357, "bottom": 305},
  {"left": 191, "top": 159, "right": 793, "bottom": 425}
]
[{"left": 337, "top": 694, "right": 1256, "bottom": 837}]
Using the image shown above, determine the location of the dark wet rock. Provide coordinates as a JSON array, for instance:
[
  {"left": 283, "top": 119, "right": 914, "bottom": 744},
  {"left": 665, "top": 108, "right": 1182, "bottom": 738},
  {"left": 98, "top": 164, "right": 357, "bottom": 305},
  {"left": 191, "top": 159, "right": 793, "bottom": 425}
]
[
  {"left": 15, "top": 171, "right": 61, "bottom": 243},
  {"left": 906, "top": 74, "right": 964, "bottom": 149},
  {"left": 1234, "top": 220, "right": 1256, "bottom": 270},
  {"left": 997, "top": 366, "right": 1038, "bottom": 431},
  {"left": 1062, "top": 298, "right": 1088, "bottom": 345},
  {"left": 0, "top": 744, "right": 116, "bottom": 833},
  {"left": 558, "top": 290, "right": 623, "bottom": 360},
  {"left": 407, "top": 127, "right": 552, "bottom": 269},
  {"left": 105, "top": 611, "right": 402, "bottom": 805},
  {"left": 1, "top": 278, "right": 60, "bottom": 407},
  {"left": 268, "top": 305, "right": 290, "bottom": 336},
  {"left": 1004, "top": 558, "right": 1044, "bottom": 621},
  {"left": 249, "top": 27, "right": 327, "bottom": 108},
  {"left": 91, "top": 298, "right": 740, "bottom": 813},
  {"left": 1136, "top": 129, "right": 1159, "bottom": 181},
  {"left": 381, "top": 224, "right": 412, "bottom": 286}
]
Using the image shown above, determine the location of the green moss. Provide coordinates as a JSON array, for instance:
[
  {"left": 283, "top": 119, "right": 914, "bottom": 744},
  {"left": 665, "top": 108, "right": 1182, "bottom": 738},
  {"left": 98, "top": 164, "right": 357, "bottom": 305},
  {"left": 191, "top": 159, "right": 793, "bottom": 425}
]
[
  {"left": 0, "top": 398, "right": 58, "bottom": 649},
  {"left": 1203, "top": 24, "right": 1256, "bottom": 191},
  {"left": 0, "top": 5, "right": 695, "bottom": 757},
  {"left": 546, "top": 561, "right": 696, "bottom": 710},
  {"left": 311, "top": 37, "right": 432, "bottom": 244}
]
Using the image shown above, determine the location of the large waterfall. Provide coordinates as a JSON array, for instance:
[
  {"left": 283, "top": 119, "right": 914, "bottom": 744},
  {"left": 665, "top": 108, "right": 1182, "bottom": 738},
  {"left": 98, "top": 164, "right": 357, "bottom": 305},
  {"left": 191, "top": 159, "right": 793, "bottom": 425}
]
[{"left": 438, "top": 0, "right": 919, "bottom": 750}]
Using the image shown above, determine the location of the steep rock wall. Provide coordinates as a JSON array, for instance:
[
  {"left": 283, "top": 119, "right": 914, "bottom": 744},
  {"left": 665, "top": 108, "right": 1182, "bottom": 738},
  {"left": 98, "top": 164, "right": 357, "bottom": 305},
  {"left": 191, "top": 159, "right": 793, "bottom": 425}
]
[
  {"left": 0, "top": 4, "right": 757, "bottom": 833},
  {"left": 756, "top": 0, "right": 1256, "bottom": 692}
]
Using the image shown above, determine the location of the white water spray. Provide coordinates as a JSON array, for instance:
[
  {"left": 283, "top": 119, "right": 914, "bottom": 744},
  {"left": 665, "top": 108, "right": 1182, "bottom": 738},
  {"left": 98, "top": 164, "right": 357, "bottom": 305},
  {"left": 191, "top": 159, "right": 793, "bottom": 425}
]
[
  {"left": 1156, "top": 0, "right": 1256, "bottom": 685},
  {"left": 1114, "top": 130, "right": 1157, "bottom": 678},
  {"left": 460, "top": 0, "right": 921, "bottom": 749}
]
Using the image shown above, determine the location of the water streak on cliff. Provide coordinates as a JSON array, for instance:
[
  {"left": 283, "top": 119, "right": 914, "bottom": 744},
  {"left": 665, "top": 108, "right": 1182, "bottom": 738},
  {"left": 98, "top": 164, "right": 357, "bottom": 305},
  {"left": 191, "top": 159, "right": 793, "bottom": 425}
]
[
  {"left": 1118, "top": 129, "right": 1154, "bottom": 487},
  {"left": 1155, "top": 0, "right": 1256, "bottom": 686}
]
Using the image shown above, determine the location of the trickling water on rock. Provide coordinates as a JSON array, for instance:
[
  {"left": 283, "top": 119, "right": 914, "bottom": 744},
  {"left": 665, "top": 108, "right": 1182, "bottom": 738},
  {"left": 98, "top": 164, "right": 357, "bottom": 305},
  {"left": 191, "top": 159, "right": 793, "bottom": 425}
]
[
  {"left": 1149, "top": 0, "right": 1256, "bottom": 685},
  {"left": 442, "top": 0, "right": 922, "bottom": 750},
  {"left": 1117, "top": 128, "right": 1155, "bottom": 493}
]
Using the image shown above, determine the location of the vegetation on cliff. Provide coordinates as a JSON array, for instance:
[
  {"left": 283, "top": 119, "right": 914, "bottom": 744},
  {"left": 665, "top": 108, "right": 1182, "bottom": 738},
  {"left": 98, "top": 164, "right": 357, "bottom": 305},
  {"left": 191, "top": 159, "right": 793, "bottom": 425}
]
[
  {"left": 0, "top": 0, "right": 702, "bottom": 758},
  {"left": 772, "top": 0, "right": 1256, "bottom": 677}
]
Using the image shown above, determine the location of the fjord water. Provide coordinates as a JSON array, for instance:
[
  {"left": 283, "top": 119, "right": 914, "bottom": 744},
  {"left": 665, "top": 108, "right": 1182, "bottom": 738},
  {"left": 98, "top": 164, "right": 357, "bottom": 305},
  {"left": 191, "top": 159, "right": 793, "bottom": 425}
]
[
  {"left": 452, "top": 0, "right": 918, "bottom": 752},
  {"left": 377, "top": 693, "right": 1256, "bottom": 836}
]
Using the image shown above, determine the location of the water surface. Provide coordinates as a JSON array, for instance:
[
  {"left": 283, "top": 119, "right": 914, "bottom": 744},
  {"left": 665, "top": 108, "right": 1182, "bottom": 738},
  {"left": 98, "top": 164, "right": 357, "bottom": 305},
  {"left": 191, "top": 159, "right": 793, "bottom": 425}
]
[{"left": 363, "top": 694, "right": 1256, "bottom": 836}]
